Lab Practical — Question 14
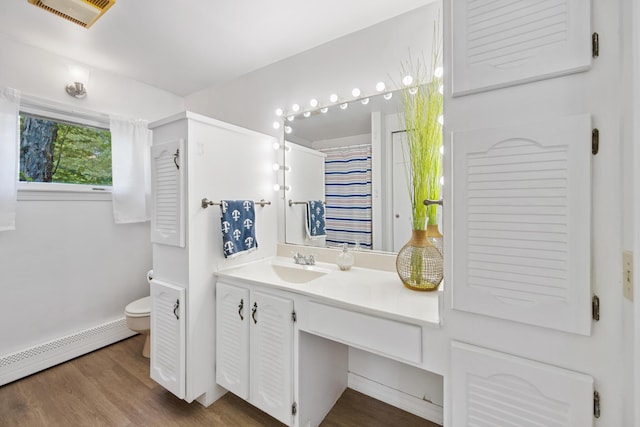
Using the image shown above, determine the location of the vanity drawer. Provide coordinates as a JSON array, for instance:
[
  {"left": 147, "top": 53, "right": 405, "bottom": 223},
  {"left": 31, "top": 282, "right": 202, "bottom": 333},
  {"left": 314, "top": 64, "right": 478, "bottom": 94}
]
[{"left": 307, "top": 301, "right": 422, "bottom": 364}]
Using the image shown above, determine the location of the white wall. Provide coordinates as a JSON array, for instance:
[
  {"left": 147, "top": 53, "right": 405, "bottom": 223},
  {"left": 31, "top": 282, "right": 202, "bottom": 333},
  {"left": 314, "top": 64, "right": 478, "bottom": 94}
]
[
  {"left": 0, "top": 36, "right": 184, "bottom": 357},
  {"left": 184, "top": 4, "right": 440, "bottom": 138}
]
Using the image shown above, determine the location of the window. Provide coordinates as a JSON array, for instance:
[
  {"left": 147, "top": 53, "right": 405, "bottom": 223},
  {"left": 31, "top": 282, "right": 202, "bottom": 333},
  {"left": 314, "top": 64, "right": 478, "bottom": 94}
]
[{"left": 19, "top": 112, "right": 112, "bottom": 187}]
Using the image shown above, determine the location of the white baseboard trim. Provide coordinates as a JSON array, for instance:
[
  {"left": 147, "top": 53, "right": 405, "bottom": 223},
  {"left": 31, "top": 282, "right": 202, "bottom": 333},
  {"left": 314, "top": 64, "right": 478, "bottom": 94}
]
[
  {"left": 0, "top": 318, "right": 136, "bottom": 387},
  {"left": 348, "top": 372, "right": 443, "bottom": 425}
]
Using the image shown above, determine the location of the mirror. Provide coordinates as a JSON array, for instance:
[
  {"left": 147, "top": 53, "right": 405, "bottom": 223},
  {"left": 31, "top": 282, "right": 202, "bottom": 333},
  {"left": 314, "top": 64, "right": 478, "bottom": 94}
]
[{"left": 282, "top": 89, "right": 415, "bottom": 253}]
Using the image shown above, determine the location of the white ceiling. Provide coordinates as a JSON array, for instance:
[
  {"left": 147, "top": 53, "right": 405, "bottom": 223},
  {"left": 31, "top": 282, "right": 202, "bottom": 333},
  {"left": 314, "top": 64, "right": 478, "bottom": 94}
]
[{"left": 0, "top": 0, "right": 434, "bottom": 96}]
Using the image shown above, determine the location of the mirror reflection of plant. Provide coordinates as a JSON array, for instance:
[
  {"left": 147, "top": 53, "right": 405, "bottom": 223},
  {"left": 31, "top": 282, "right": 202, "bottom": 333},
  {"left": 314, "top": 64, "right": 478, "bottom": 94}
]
[{"left": 399, "top": 36, "right": 443, "bottom": 231}]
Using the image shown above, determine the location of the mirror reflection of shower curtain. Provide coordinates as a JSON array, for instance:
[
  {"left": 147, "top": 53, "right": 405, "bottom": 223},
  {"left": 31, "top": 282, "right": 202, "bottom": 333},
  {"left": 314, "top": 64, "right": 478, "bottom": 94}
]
[{"left": 320, "top": 144, "right": 372, "bottom": 249}]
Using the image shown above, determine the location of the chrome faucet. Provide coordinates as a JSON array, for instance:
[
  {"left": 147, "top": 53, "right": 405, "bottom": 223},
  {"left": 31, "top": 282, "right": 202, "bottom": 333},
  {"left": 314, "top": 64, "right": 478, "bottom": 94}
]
[{"left": 293, "top": 252, "right": 315, "bottom": 265}]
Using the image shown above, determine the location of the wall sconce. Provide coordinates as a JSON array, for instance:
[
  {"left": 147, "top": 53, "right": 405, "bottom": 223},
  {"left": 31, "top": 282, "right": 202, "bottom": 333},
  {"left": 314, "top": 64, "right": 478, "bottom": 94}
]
[{"left": 66, "top": 66, "right": 90, "bottom": 99}]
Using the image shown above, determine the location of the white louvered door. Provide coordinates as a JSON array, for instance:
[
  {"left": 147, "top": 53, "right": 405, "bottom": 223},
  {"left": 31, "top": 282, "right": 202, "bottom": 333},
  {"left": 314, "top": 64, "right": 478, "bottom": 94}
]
[
  {"left": 451, "top": 342, "right": 593, "bottom": 427},
  {"left": 249, "top": 291, "right": 294, "bottom": 426},
  {"left": 451, "top": 114, "right": 592, "bottom": 335},
  {"left": 150, "top": 139, "right": 185, "bottom": 247},
  {"left": 451, "top": 0, "right": 592, "bottom": 96},
  {"left": 215, "top": 282, "right": 250, "bottom": 400},
  {"left": 150, "top": 279, "right": 186, "bottom": 399}
]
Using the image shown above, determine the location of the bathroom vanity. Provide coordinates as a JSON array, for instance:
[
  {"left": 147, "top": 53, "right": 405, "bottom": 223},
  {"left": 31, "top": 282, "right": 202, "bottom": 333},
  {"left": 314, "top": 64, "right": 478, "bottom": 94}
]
[{"left": 214, "top": 248, "right": 443, "bottom": 426}]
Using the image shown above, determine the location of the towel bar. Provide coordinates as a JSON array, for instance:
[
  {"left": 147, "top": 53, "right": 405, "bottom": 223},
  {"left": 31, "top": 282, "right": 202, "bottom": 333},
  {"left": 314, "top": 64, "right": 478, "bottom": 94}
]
[
  {"left": 201, "top": 198, "right": 271, "bottom": 209},
  {"left": 288, "top": 200, "right": 325, "bottom": 207},
  {"left": 423, "top": 199, "right": 443, "bottom": 206}
]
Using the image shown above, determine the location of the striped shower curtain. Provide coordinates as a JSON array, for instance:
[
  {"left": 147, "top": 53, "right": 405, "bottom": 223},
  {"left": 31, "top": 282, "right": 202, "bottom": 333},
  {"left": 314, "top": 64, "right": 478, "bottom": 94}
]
[{"left": 320, "top": 144, "right": 372, "bottom": 249}]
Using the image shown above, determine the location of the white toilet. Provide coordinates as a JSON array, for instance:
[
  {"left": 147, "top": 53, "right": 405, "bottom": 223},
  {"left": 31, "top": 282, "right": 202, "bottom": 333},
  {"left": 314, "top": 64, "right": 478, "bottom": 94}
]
[{"left": 125, "top": 296, "right": 151, "bottom": 358}]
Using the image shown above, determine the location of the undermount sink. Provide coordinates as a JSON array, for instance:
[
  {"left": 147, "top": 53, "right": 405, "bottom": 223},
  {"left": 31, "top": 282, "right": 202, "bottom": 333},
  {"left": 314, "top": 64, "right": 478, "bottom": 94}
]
[{"left": 270, "top": 262, "right": 330, "bottom": 284}]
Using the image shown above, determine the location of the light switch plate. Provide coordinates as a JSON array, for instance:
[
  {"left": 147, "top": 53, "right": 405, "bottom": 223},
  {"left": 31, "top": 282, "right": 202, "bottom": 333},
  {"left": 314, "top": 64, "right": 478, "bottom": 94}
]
[{"left": 623, "top": 250, "right": 633, "bottom": 301}]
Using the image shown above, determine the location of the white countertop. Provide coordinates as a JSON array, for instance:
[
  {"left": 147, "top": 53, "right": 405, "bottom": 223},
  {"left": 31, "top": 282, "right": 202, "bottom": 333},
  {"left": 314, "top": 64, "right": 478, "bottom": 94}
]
[{"left": 214, "top": 256, "right": 441, "bottom": 326}]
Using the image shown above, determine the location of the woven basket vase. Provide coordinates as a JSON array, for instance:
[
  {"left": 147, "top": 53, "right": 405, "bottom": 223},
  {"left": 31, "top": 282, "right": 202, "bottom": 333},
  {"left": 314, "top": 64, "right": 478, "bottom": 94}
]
[{"left": 396, "top": 225, "right": 443, "bottom": 291}]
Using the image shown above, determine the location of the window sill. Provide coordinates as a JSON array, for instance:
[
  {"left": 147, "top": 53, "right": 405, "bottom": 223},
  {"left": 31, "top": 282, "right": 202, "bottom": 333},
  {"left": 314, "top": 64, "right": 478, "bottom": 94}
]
[{"left": 17, "top": 182, "right": 112, "bottom": 202}]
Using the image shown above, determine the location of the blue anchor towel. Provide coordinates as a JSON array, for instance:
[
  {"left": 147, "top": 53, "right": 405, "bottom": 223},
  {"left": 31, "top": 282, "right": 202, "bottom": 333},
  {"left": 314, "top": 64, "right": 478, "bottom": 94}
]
[
  {"left": 220, "top": 200, "right": 258, "bottom": 258},
  {"left": 305, "top": 200, "right": 326, "bottom": 240}
]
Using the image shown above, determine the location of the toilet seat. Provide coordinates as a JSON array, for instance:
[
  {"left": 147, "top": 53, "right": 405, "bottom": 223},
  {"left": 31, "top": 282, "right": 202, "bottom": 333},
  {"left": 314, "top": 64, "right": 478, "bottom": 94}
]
[{"left": 125, "top": 296, "right": 151, "bottom": 318}]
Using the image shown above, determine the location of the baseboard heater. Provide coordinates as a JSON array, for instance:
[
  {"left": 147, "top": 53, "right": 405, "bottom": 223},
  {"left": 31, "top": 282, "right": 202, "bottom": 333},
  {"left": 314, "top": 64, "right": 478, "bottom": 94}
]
[{"left": 0, "top": 318, "right": 135, "bottom": 387}]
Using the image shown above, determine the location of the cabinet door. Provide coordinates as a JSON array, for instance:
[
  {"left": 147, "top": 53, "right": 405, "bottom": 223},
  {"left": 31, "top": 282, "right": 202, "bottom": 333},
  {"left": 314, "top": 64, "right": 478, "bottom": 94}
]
[
  {"left": 150, "top": 279, "right": 186, "bottom": 399},
  {"left": 216, "top": 282, "right": 250, "bottom": 400},
  {"left": 150, "top": 139, "right": 185, "bottom": 247},
  {"left": 250, "top": 291, "right": 294, "bottom": 425}
]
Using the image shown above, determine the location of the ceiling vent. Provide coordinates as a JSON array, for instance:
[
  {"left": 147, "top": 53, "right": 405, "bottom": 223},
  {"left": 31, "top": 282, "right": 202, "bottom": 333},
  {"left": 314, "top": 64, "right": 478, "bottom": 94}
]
[{"left": 28, "top": 0, "right": 115, "bottom": 28}]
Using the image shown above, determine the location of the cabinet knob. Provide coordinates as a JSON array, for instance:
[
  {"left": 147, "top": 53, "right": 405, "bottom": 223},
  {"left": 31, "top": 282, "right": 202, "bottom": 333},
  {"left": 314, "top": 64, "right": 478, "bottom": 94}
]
[
  {"left": 238, "top": 299, "right": 244, "bottom": 321},
  {"left": 252, "top": 302, "right": 258, "bottom": 324}
]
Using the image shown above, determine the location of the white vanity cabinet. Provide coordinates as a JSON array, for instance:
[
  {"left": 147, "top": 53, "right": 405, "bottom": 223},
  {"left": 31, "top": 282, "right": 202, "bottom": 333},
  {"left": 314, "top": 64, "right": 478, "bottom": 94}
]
[
  {"left": 216, "top": 281, "right": 295, "bottom": 425},
  {"left": 150, "top": 279, "right": 186, "bottom": 399}
]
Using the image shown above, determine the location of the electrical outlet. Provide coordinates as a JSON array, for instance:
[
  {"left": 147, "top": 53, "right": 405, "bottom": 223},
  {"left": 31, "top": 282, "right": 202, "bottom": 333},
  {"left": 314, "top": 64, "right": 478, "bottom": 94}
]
[{"left": 623, "top": 250, "right": 633, "bottom": 301}]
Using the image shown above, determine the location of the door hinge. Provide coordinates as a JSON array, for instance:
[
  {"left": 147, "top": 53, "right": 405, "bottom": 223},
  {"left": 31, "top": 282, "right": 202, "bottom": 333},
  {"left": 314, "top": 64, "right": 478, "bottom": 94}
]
[
  {"left": 292, "top": 402, "right": 297, "bottom": 415},
  {"left": 592, "top": 128, "right": 599, "bottom": 155},
  {"left": 592, "top": 32, "right": 599, "bottom": 58},
  {"left": 592, "top": 295, "right": 600, "bottom": 321},
  {"left": 594, "top": 390, "right": 601, "bottom": 418},
  {"left": 291, "top": 310, "right": 297, "bottom": 323}
]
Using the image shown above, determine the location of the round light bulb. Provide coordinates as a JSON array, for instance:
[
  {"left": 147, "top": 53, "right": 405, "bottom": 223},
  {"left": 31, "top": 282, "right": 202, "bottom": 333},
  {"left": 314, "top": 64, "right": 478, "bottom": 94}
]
[
  {"left": 329, "top": 93, "right": 338, "bottom": 103},
  {"left": 273, "top": 184, "right": 281, "bottom": 191},
  {"left": 434, "top": 66, "right": 444, "bottom": 78},
  {"left": 361, "top": 98, "right": 370, "bottom": 105},
  {"left": 310, "top": 98, "right": 318, "bottom": 107},
  {"left": 287, "top": 115, "right": 295, "bottom": 122},
  {"left": 273, "top": 163, "right": 281, "bottom": 171},
  {"left": 273, "top": 142, "right": 281, "bottom": 150},
  {"left": 303, "top": 111, "right": 311, "bottom": 118},
  {"left": 383, "top": 92, "right": 393, "bottom": 100},
  {"left": 351, "top": 88, "right": 361, "bottom": 97},
  {"left": 339, "top": 103, "right": 348, "bottom": 110},
  {"left": 320, "top": 107, "right": 328, "bottom": 114},
  {"left": 273, "top": 121, "right": 281, "bottom": 129},
  {"left": 376, "top": 81, "right": 386, "bottom": 92},
  {"left": 408, "top": 87, "right": 418, "bottom": 95},
  {"left": 284, "top": 126, "right": 292, "bottom": 134},
  {"left": 402, "top": 75, "right": 414, "bottom": 86},
  {"left": 275, "top": 108, "right": 284, "bottom": 117}
]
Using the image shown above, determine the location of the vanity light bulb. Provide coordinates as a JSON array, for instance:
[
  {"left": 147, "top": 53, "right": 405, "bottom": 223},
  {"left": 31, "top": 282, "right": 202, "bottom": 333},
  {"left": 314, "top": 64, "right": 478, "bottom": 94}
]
[
  {"left": 320, "top": 107, "right": 329, "bottom": 114},
  {"left": 434, "top": 66, "right": 444, "bottom": 78},
  {"left": 273, "top": 142, "right": 281, "bottom": 150},
  {"left": 284, "top": 126, "right": 293, "bottom": 134},
  {"left": 376, "top": 81, "right": 386, "bottom": 92},
  {"left": 408, "top": 87, "right": 418, "bottom": 95},
  {"left": 383, "top": 92, "right": 393, "bottom": 100},
  {"left": 310, "top": 98, "right": 318, "bottom": 107},
  {"left": 275, "top": 108, "right": 284, "bottom": 117},
  {"left": 339, "top": 103, "right": 348, "bottom": 110},
  {"left": 273, "top": 163, "right": 281, "bottom": 171},
  {"left": 402, "top": 75, "right": 414, "bottom": 86},
  {"left": 272, "top": 121, "right": 281, "bottom": 130},
  {"left": 287, "top": 115, "right": 295, "bottom": 122},
  {"left": 273, "top": 184, "right": 281, "bottom": 191},
  {"left": 303, "top": 111, "right": 311, "bottom": 118},
  {"left": 351, "top": 88, "right": 361, "bottom": 97},
  {"left": 329, "top": 93, "right": 339, "bottom": 103},
  {"left": 292, "top": 103, "right": 300, "bottom": 112},
  {"left": 438, "top": 115, "right": 444, "bottom": 125},
  {"left": 361, "top": 98, "right": 370, "bottom": 105}
]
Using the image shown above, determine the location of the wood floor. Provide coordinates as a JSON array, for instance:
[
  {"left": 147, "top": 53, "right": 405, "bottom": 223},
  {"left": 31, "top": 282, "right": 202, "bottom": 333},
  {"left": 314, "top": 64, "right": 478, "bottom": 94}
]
[{"left": 0, "top": 335, "right": 441, "bottom": 426}]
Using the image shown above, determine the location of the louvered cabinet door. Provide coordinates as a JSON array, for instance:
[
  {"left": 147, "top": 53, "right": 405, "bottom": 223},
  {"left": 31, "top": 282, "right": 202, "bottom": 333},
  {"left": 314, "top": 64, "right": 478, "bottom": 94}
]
[
  {"left": 451, "top": 114, "right": 592, "bottom": 335},
  {"left": 150, "top": 139, "right": 185, "bottom": 247},
  {"left": 150, "top": 279, "right": 186, "bottom": 399},
  {"left": 215, "top": 282, "right": 250, "bottom": 400},
  {"left": 451, "top": 342, "right": 593, "bottom": 427},
  {"left": 451, "top": 0, "right": 592, "bottom": 96},
  {"left": 249, "top": 291, "right": 294, "bottom": 426}
]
